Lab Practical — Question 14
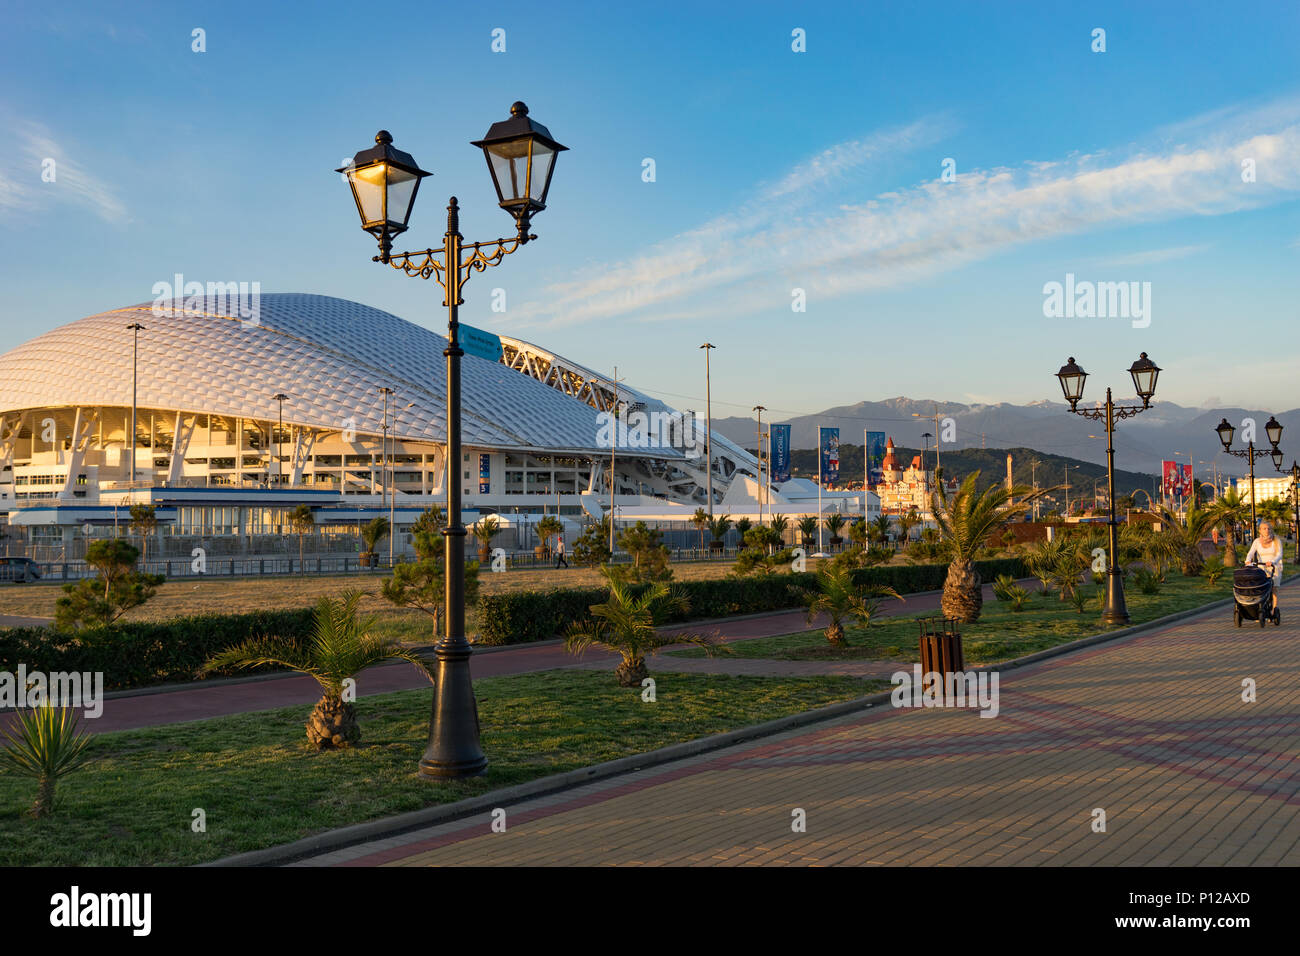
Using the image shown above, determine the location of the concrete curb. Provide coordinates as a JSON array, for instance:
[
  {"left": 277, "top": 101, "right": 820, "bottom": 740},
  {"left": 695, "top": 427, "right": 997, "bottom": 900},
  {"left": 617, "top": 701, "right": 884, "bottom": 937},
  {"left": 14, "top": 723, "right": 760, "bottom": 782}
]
[{"left": 206, "top": 579, "right": 1243, "bottom": 868}]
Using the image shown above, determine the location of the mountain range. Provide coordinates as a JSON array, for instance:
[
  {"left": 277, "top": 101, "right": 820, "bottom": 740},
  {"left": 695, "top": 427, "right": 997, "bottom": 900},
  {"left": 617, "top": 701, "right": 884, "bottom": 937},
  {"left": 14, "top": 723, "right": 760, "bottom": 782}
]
[{"left": 711, "top": 397, "right": 1300, "bottom": 482}]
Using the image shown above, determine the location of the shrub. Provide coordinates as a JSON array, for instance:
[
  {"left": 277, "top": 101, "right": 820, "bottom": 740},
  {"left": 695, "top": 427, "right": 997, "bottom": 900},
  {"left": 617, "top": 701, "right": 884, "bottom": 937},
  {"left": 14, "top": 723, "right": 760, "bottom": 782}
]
[
  {"left": 1132, "top": 567, "right": 1162, "bottom": 594},
  {"left": 0, "top": 608, "right": 317, "bottom": 691},
  {"left": 475, "top": 558, "right": 1027, "bottom": 644}
]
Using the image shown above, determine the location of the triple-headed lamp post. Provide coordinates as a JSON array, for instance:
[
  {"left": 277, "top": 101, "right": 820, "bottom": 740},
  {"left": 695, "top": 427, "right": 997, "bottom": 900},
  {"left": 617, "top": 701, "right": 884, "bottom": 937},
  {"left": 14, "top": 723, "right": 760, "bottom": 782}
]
[
  {"left": 1056, "top": 352, "right": 1161, "bottom": 626},
  {"left": 1214, "top": 415, "right": 1283, "bottom": 534},
  {"left": 337, "top": 102, "right": 567, "bottom": 780}
]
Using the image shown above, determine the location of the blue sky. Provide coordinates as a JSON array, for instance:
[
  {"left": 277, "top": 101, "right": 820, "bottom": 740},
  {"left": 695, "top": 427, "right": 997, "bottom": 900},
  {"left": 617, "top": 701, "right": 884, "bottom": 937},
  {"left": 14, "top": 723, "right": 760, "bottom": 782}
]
[{"left": 2, "top": 0, "right": 1298, "bottom": 421}]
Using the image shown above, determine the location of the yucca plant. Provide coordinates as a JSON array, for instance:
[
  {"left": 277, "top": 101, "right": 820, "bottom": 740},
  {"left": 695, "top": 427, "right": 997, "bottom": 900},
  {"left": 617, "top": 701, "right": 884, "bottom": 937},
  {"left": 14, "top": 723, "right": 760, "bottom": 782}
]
[
  {"left": 805, "top": 562, "right": 904, "bottom": 645},
  {"left": 205, "top": 590, "right": 432, "bottom": 749},
  {"left": 0, "top": 703, "right": 94, "bottom": 818},
  {"left": 565, "top": 572, "right": 728, "bottom": 686}
]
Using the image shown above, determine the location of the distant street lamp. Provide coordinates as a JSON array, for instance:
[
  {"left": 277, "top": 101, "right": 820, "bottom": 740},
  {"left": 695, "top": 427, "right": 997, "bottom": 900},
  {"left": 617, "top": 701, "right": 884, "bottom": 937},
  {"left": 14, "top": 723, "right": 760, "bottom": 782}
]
[
  {"left": 126, "top": 323, "right": 145, "bottom": 490},
  {"left": 1215, "top": 415, "right": 1284, "bottom": 532},
  {"left": 1288, "top": 460, "right": 1300, "bottom": 563},
  {"left": 337, "top": 102, "right": 567, "bottom": 780},
  {"left": 753, "top": 405, "right": 765, "bottom": 523},
  {"left": 272, "top": 392, "right": 289, "bottom": 487},
  {"left": 379, "top": 386, "right": 395, "bottom": 566},
  {"left": 1056, "top": 352, "right": 1161, "bottom": 625},
  {"left": 700, "top": 343, "right": 716, "bottom": 519}
]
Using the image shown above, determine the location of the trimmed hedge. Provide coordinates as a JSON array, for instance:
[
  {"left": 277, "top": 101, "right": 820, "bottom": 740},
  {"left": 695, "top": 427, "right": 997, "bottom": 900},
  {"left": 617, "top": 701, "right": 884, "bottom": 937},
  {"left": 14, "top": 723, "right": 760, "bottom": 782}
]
[
  {"left": 0, "top": 608, "right": 316, "bottom": 692},
  {"left": 475, "top": 557, "right": 1028, "bottom": 646}
]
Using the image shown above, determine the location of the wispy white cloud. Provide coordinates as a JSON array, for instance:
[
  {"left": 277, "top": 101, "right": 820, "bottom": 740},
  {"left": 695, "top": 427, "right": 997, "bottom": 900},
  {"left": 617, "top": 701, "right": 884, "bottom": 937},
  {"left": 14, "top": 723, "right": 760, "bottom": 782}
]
[
  {"left": 1095, "top": 244, "right": 1211, "bottom": 267},
  {"left": 0, "top": 118, "right": 127, "bottom": 222},
  {"left": 514, "top": 98, "right": 1300, "bottom": 330}
]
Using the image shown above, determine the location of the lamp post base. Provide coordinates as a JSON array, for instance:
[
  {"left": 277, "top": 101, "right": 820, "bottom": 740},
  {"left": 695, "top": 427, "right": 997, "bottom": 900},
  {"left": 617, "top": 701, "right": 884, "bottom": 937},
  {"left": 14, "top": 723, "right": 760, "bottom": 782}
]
[
  {"left": 418, "top": 639, "right": 488, "bottom": 780},
  {"left": 1102, "top": 568, "right": 1130, "bottom": 626}
]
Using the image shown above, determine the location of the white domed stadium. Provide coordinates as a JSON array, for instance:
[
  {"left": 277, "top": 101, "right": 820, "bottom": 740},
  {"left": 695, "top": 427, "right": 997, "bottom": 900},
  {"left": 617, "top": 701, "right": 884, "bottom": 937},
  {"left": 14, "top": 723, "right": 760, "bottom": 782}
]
[{"left": 0, "top": 293, "right": 862, "bottom": 563}]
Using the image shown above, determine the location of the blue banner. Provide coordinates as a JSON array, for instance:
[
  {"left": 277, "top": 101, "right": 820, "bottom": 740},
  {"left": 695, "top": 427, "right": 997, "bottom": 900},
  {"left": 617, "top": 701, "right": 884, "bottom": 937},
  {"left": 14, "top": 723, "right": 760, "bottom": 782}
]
[
  {"left": 478, "top": 454, "right": 491, "bottom": 494},
  {"left": 769, "top": 424, "right": 791, "bottom": 484},
  {"left": 864, "top": 430, "right": 886, "bottom": 485},
  {"left": 819, "top": 427, "right": 840, "bottom": 487},
  {"left": 460, "top": 323, "right": 503, "bottom": 363}
]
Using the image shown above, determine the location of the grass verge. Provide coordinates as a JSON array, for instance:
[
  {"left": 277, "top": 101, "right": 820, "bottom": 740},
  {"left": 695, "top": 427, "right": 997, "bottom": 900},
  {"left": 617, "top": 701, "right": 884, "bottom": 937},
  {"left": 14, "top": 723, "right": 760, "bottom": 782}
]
[{"left": 0, "top": 669, "right": 879, "bottom": 866}]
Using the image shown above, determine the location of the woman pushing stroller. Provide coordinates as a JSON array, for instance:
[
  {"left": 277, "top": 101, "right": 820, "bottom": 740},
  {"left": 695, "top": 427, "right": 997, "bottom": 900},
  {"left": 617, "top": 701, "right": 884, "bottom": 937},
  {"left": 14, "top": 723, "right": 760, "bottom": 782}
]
[{"left": 1245, "top": 521, "right": 1284, "bottom": 614}]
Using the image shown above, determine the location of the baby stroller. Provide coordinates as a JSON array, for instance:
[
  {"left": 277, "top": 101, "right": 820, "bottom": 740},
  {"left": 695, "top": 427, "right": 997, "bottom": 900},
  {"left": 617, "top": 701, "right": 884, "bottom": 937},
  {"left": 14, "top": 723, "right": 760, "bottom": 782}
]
[{"left": 1233, "top": 564, "right": 1280, "bottom": 627}]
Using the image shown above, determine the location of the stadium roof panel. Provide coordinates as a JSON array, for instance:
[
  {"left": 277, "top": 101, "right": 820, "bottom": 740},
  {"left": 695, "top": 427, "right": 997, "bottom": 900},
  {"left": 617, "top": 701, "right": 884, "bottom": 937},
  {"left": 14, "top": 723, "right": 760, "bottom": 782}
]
[{"left": 0, "top": 293, "right": 679, "bottom": 458}]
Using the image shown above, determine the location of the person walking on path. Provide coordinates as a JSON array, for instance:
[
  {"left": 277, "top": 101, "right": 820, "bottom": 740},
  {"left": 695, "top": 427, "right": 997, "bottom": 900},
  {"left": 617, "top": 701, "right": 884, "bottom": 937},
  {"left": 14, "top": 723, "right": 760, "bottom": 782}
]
[
  {"left": 1245, "top": 520, "right": 1284, "bottom": 612},
  {"left": 554, "top": 535, "right": 568, "bottom": 569}
]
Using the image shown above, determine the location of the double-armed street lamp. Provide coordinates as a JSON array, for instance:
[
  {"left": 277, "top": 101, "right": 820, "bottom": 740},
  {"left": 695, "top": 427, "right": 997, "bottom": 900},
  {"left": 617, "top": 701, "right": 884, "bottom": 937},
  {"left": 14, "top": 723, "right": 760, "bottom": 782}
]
[
  {"left": 1286, "top": 460, "right": 1300, "bottom": 563},
  {"left": 1214, "top": 415, "right": 1283, "bottom": 533},
  {"left": 1056, "top": 352, "right": 1161, "bottom": 626},
  {"left": 337, "top": 102, "right": 567, "bottom": 780}
]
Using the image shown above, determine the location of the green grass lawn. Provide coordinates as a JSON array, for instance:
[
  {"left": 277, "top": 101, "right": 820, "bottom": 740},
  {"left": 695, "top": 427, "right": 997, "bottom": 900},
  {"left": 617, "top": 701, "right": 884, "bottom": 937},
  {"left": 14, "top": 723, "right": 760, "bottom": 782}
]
[
  {"left": 0, "top": 669, "right": 879, "bottom": 866},
  {"left": 669, "top": 574, "right": 1236, "bottom": 665}
]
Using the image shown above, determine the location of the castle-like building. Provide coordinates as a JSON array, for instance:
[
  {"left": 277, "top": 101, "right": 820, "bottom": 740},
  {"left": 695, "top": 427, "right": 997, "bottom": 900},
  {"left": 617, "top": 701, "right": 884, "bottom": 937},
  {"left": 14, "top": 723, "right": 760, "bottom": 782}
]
[{"left": 873, "top": 437, "right": 957, "bottom": 516}]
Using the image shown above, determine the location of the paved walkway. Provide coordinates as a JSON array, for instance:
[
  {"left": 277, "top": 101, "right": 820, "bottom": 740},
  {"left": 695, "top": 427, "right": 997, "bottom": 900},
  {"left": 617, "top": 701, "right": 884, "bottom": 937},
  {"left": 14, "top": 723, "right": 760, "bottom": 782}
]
[
  {"left": 295, "top": 603, "right": 1300, "bottom": 866},
  {"left": 65, "top": 580, "right": 1005, "bottom": 734}
]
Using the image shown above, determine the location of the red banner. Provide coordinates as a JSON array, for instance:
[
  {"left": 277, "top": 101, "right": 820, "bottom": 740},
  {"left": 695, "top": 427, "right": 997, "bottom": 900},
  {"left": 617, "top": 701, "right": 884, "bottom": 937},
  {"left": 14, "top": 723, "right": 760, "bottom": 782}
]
[{"left": 1162, "top": 461, "right": 1191, "bottom": 497}]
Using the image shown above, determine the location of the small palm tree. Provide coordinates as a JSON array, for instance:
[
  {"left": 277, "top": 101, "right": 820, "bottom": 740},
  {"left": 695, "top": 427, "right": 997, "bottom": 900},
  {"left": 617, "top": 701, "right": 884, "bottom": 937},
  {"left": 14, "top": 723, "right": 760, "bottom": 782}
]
[
  {"left": 128, "top": 503, "right": 158, "bottom": 565},
  {"left": 734, "top": 516, "right": 753, "bottom": 539},
  {"left": 931, "top": 470, "right": 1041, "bottom": 622},
  {"left": 565, "top": 574, "right": 728, "bottom": 686},
  {"left": 288, "top": 504, "right": 315, "bottom": 574},
  {"left": 360, "top": 516, "right": 390, "bottom": 567},
  {"left": 472, "top": 516, "right": 501, "bottom": 559},
  {"left": 707, "top": 514, "right": 733, "bottom": 551},
  {"left": 1145, "top": 502, "right": 1217, "bottom": 576},
  {"left": 205, "top": 590, "right": 431, "bottom": 749},
  {"left": 1207, "top": 488, "right": 1248, "bottom": 566},
  {"left": 768, "top": 514, "right": 790, "bottom": 552},
  {"left": 805, "top": 562, "right": 903, "bottom": 645},
  {"left": 691, "top": 507, "right": 709, "bottom": 551},
  {"left": 797, "top": 515, "right": 819, "bottom": 549},
  {"left": 535, "top": 514, "right": 563, "bottom": 556},
  {"left": 0, "top": 703, "right": 94, "bottom": 818},
  {"left": 825, "top": 513, "right": 847, "bottom": 548}
]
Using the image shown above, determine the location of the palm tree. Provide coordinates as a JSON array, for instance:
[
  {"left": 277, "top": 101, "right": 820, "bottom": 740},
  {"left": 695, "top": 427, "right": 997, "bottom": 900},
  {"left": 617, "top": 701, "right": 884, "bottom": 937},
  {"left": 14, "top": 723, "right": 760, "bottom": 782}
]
[
  {"left": 1144, "top": 503, "right": 1218, "bottom": 576},
  {"left": 565, "top": 574, "right": 728, "bottom": 686},
  {"left": 805, "top": 562, "right": 903, "bottom": 645},
  {"left": 691, "top": 507, "right": 709, "bottom": 552},
  {"left": 707, "top": 514, "right": 733, "bottom": 551},
  {"left": 288, "top": 504, "right": 314, "bottom": 574},
  {"left": 931, "top": 470, "right": 1040, "bottom": 622},
  {"left": 825, "top": 513, "right": 847, "bottom": 548},
  {"left": 0, "top": 703, "right": 94, "bottom": 818},
  {"left": 1207, "top": 488, "right": 1248, "bottom": 566},
  {"left": 897, "top": 507, "right": 920, "bottom": 544},
  {"left": 535, "top": 515, "right": 563, "bottom": 557},
  {"left": 769, "top": 514, "right": 789, "bottom": 552},
  {"left": 734, "top": 516, "right": 753, "bottom": 539},
  {"left": 870, "top": 514, "right": 893, "bottom": 548},
  {"left": 360, "top": 516, "right": 390, "bottom": 568},
  {"left": 472, "top": 516, "right": 501, "bottom": 561},
  {"left": 848, "top": 518, "right": 869, "bottom": 550},
  {"left": 797, "top": 515, "right": 819, "bottom": 550},
  {"left": 206, "top": 590, "right": 431, "bottom": 749}
]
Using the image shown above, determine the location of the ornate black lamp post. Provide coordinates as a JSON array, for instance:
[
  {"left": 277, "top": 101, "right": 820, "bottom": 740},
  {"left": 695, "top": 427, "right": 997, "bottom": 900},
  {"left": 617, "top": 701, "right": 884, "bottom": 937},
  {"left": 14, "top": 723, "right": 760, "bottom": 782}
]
[
  {"left": 337, "top": 102, "right": 567, "bottom": 779},
  {"left": 1214, "top": 415, "right": 1283, "bottom": 534},
  {"left": 1056, "top": 352, "right": 1161, "bottom": 625}
]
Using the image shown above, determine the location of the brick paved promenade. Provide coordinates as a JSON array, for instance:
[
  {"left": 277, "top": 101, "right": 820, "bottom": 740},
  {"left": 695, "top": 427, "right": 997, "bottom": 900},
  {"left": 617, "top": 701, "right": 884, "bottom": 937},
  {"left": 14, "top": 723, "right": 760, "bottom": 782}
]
[{"left": 296, "top": 605, "right": 1300, "bottom": 866}]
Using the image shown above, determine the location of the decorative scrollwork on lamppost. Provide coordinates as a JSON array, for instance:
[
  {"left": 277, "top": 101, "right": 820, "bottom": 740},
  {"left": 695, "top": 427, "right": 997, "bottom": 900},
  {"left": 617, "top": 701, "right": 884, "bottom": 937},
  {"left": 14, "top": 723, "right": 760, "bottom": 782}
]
[
  {"left": 337, "top": 102, "right": 568, "bottom": 780},
  {"left": 1055, "top": 352, "right": 1161, "bottom": 626},
  {"left": 1214, "top": 415, "right": 1284, "bottom": 535}
]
